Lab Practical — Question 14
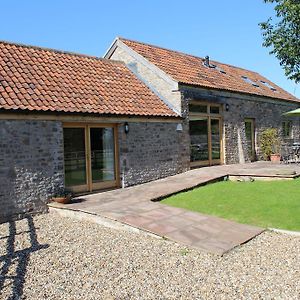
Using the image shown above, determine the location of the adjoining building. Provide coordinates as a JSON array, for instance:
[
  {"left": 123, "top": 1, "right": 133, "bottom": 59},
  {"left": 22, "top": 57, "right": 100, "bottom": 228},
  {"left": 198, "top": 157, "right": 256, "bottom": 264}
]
[
  {"left": 0, "top": 41, "right": 186, "bottom": 222},
  {"left": 105, "top": 37, "right": 300, "bottom": 165}
]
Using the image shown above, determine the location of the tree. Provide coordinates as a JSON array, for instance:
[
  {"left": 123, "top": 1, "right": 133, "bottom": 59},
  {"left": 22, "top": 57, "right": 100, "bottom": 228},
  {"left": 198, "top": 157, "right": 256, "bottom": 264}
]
[{"left": 260, "top": 0, "right": 300, "bottom": 83}]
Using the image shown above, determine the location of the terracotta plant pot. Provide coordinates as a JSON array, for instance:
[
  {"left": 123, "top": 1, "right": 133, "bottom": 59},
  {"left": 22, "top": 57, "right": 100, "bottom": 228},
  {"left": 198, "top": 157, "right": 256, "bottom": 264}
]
[
  {"left": 270, "top": 154, "right": 281, "bottom": 163},
  {"left": 52, "top": 194, "right": 72, "bottom": 204}
]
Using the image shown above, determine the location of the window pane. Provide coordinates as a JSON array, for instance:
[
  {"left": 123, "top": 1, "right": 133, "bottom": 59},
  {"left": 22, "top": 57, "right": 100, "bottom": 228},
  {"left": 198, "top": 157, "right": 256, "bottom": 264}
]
[
  {"left": 90, "top": 127, "right": 115, "bottom": 182},
  {"left": 211, "top": 119, "right": 220, "bottom": 159},
  {"left": 282, "top": 121, "right": 292, "bottom": 137},
  {"left": 189, "top": 119, "right": 209, "bottom": 161},
  {"left": 282, "top": 122, "right": 286, "bottom": 136},
  {"left": 245, "top": 121, "right": 252, "bottom": 141},
  {"left": 64, "top": 128, "right": 87, "bottom": 186},
  {"left": 189, "top": 104, "right": 207, "bottom": 113},
  {"left": 210, "top": 106, "right": 220, "bottom": 114}
]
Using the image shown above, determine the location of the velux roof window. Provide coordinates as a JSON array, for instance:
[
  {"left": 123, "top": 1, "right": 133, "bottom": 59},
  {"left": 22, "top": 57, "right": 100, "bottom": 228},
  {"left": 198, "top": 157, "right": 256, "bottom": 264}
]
[
  {"left": 260, "top": 80, "right": 277, "bottom": 91},
  {"left": 206, "top": 63, "right": 227, "bottom": 74},
  {"left": 241, "top": 76, "right": 260, "bottom": 87},
  {"left": 211, "top": 65, "right": 227, "bottom": 74}
]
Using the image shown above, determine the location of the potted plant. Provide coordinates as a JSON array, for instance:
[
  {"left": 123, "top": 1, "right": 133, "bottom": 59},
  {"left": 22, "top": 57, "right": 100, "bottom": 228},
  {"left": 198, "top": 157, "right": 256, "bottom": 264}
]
[
  {"left": 260, "top": 128, "right": 281, "bottom": 162},
  {"left": 51, "top": 188, "right": 73, "bottom": 204}
]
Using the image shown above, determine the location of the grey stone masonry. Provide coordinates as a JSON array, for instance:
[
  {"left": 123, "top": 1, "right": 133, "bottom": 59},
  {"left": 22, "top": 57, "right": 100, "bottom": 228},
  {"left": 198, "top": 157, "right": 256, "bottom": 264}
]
[
  {"left": 224, "top": 96, "right": 300, "bottom": 163},
  {"left": 108, "top": 41, "right": 300, "bottom": 166},
  {"left": 181, "top": 85, "right": 300, "bottom": 164},
  {"left": 118, "top": 122, "right": 190, "bottom": 187},
  {"left": 0, "top": 120, "right": 64, "bottom": 223}
]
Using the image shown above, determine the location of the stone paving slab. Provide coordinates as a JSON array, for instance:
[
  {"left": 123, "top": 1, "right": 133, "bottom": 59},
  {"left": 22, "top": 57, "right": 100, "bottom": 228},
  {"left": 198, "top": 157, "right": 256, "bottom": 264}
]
[{"left": 48, "top": 162, "right": 300, "bottom": 255}]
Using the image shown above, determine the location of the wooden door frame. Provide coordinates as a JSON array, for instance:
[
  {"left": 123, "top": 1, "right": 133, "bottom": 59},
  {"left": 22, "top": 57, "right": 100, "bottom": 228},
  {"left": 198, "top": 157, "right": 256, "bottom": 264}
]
[
  {"left": 63, "top": 123, "right": 120, "bottom": 193},
  {"left": 189, "top": 102, "right": 224, "bottom": 167}
]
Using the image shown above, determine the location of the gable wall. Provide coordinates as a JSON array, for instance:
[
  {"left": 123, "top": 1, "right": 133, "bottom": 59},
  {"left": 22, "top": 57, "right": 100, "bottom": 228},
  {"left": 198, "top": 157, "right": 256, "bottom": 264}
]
[{"left": 109, "top": 44, "right": 182, "bottom": 115}]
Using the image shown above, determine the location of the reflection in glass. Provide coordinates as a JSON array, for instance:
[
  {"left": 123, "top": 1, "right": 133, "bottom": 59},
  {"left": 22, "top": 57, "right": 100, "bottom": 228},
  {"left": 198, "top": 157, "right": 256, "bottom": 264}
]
[
  {"left": 64, "top": 128, "right": 86, "bottom": 186},
  {"left": 189, "top": 119, "right": 209, "bottom": 162},
  {"left": 189, "top": 104, "right": 207, "bottom": 113},
  {"left": 210, "top": 106, "right": 220, "bottom": 114},
  {"left": 90, "top": 128, "right": 115, "bottom": 182},
  {"left": 211, "top": 119, "right": 220, "bottom": 160}
]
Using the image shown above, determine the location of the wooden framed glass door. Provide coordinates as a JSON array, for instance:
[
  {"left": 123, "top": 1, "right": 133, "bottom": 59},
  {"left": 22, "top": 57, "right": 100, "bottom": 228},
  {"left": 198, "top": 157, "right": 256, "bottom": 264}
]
[
  {"left": 89, "top": 126, "right": 117, "bottom": 191},
  {"left": 63, "top": 126, "right": 88, "bottom": 193},
  {"left": 190, "top": 117, "right": 210, "bottom": 166},
  {"left": 189, "top": 102, "right": 223, "bottom": 167},
  {"left": 63, "top": 123, "right": 119, "bottom": 193}
]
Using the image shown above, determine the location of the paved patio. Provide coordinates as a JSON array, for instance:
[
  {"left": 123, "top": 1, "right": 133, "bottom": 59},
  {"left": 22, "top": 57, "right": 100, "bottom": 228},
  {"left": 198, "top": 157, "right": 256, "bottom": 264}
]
[{"left": 49, "top": 162, "right": 300, "bottom": 255}]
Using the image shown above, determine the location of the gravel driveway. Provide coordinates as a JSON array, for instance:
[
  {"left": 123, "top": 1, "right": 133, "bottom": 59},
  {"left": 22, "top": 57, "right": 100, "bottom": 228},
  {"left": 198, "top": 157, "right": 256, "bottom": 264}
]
[{"left": 0, "top": 213, "right": 299, "bottom": 300}]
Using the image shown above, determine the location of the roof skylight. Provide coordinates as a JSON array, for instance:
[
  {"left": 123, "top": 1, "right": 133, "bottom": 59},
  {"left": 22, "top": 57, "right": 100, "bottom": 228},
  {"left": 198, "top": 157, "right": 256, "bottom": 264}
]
[
  {"left": 260, "top": 80, "right": 277, "bottom": 91},
  {"left": 241, "top": 76, "right": 259, "bottom": 87},
  {"left": 217, "top": 67, "right": 226, "bottom": 74},
  {"left": 204, "top": 63, "right": 226, "bottom": 74}
]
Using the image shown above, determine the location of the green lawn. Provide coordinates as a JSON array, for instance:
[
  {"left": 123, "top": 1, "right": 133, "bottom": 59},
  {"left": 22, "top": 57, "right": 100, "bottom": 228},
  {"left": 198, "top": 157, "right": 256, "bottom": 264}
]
[{"left": 162, "top": 179, "right": 300, "bottom": 231}]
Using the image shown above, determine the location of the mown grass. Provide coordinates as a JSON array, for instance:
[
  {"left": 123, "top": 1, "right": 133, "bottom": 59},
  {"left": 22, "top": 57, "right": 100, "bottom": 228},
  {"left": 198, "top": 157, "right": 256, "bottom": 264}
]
[{"left": 162, "top": 179, "right": 300, "bottom": 231}]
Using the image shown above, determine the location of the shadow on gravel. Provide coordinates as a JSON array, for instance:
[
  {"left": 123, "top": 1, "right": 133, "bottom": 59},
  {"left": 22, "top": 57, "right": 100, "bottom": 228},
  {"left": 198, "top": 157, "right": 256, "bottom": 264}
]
[{"left": 0, "top": 216, "right": 49, "bottom": 300}]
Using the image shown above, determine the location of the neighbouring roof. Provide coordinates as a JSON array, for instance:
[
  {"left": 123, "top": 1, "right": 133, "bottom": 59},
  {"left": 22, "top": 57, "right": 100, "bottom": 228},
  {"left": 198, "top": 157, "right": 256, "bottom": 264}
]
[
  {"left": 119, "top": 38, "right": 299, "bottom": 103},
  {"left": 0, "top": 41, "right": 177, "bottom": 117}
]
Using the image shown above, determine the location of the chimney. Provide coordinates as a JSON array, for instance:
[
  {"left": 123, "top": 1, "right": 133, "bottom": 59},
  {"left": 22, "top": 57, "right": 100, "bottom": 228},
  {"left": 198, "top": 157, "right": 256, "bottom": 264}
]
[{"left": 204, "top": 55, "right": 210, "bottom": 67}]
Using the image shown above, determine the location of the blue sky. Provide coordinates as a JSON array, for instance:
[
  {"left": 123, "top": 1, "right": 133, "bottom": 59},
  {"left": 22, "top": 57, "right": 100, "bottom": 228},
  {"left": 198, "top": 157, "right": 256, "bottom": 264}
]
[{"left": 1, "top": 0, "right": 299, "bottom": 98}]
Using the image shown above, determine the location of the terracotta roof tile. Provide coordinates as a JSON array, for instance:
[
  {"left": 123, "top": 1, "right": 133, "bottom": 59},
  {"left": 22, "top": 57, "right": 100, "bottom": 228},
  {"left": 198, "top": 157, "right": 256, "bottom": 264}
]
[
  {"left": 120, "top": 38, "right": 299, "bottom": 103},
  {"left": 0, "top": 41, "right": 177, "bottom": 117}
]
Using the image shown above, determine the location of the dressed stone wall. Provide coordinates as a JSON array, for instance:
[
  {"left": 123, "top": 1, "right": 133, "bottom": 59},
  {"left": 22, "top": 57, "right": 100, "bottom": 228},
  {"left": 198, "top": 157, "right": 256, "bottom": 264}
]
[
  {"left": 118, "top": 122, "right": 190, "bottom": 187},
  {"left": 0, "top": 120, "right": 64, "bottom": 223}
]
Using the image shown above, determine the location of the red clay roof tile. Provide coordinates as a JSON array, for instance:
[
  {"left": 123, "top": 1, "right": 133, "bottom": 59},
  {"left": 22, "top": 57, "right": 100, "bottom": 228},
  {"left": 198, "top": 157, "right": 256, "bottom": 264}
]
[
  {"left": 0, "top": 41, "right": 177, "bottom": 117},
  {"left": 120, "top": 38, "right": 299, "bottom": 103}
]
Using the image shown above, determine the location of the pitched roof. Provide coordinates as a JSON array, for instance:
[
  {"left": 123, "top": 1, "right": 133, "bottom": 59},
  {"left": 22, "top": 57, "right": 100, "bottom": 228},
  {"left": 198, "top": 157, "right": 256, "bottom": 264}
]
[
  {"left": 119, "top": 38, "right": 299, "bottom": 103},
  {"left": 0, "top": 41, "right": 177, "bottom": 117}
]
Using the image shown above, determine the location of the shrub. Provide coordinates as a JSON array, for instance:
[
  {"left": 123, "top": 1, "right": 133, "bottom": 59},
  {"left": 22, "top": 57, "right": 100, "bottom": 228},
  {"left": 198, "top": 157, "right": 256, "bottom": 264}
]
[{"left": 260, "top": 128, "right": 280, "bottom": 160}]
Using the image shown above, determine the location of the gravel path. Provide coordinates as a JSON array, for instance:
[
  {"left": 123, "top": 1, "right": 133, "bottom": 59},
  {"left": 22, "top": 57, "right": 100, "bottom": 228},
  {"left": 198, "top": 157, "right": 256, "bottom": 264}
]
[{"left": 0, "top": 213, "right": 299, "bottom": 300}]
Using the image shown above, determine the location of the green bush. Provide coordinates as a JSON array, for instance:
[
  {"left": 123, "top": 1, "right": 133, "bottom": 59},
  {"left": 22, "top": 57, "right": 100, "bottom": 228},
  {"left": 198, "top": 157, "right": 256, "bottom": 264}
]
[{"left": 260, "top": 128, "right": 280, "bottom": 160}]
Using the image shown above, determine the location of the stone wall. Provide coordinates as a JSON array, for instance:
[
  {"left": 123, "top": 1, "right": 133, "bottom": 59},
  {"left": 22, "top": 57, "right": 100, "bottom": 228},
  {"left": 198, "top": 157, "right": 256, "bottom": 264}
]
[
  {"left": 118, "top": 122, "right": 190, "bottom": 187},
  {"left": 224, "top": 97, "right": 300, "bottom": 163},
  {"left": 109, "top": 43, "right": 300, "bottom": 166},
  {"left": 1, "top": 92, "right": 298, "bottom": 222},
  {"left": 181, "top": 85, "right": 300, "bottom": 164},
  {"left": 0, "top": 120, "right": 64, "bottom": 223}
]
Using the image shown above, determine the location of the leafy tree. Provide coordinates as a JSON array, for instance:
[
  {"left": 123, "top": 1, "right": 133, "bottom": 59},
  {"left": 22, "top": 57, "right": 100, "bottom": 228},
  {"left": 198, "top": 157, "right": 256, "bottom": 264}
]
[{"left": 260, "top": 0, "right": 300, "bottom": 83}]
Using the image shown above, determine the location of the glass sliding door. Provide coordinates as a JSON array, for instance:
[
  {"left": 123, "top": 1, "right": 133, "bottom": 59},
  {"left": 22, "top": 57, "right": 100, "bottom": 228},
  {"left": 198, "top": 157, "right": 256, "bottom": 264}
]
[
  {"left": 190, "top": 118, "right": 209, "bottom": 165},
  {"left": 90, "top": 127, "right": 116, "bottom": 190},
  {"left": 189, "top": 102, "right": 222, "bottom": 167},
  {"left": 63, "top": 124, "right": 119, "bottom": 193},
  {"left": 63, "top": 127, "right": 87, "bottom": 192}
]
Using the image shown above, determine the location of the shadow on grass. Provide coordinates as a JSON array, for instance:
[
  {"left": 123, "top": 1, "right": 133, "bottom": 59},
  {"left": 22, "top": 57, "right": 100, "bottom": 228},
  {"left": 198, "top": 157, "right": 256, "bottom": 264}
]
[{"left": 0, "top": 216, "right": 49, "bottom": 299}]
